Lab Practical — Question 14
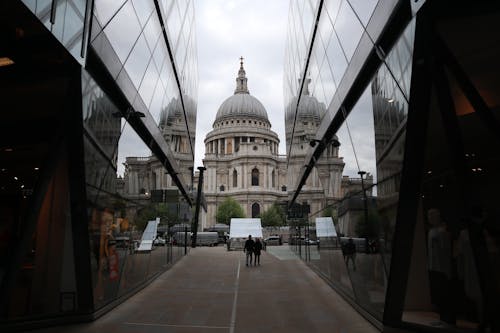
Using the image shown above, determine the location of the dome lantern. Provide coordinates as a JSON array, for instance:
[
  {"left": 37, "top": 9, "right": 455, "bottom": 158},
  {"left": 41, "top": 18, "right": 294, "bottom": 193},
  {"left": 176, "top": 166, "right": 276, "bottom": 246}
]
[
  {"left": 213, "top": 58, "right": 270, "bottom": 126},
  {"left": 235, "top": 56, "right": 249, "bottom": 94}
]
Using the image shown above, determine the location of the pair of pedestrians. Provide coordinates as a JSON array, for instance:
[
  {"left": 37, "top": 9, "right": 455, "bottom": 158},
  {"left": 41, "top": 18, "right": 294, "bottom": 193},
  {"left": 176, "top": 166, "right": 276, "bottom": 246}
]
[{"left": 244, "top": 235, "right": 262, "bottom": 266}]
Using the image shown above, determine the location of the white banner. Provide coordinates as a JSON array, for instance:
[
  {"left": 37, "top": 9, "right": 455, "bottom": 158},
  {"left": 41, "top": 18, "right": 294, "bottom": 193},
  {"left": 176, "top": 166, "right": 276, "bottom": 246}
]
[
  {"left": 137, "top": 218, "right": 160, "bottom": 251},
  {"left": 315, "top": 217, "right": 337, "bottom": 237},
  {"left": 229, "top": 218, "right": 263, "bottom": 239}
]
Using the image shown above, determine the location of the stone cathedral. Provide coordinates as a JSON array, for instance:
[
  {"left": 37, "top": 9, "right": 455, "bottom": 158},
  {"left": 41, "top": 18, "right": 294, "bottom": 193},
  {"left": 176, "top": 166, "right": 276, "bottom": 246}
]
[
  {"left": 202, "top": 59, "right": 344, "bottom": 227},
  {"left": 120, "top": 59, "right": 358, "bottom": 231}
]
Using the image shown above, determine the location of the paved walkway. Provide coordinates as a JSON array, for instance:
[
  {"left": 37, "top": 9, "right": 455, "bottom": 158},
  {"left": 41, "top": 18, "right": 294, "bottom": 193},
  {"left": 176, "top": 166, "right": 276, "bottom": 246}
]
[{"left": 31, "top": 246, "right": 378, "bottom": 333}]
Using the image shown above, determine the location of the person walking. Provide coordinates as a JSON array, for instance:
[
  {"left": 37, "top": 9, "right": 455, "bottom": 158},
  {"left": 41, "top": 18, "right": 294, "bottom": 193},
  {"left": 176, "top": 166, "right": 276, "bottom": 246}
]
[
  {"left": 254, "top": 238, "right": 263, "bottom": 265},
  {"left": 244, "top": 235, "right": 255, "bottom": 266},
  {"left": 344, "top": 238, "right": 356, "bottom": 271}
]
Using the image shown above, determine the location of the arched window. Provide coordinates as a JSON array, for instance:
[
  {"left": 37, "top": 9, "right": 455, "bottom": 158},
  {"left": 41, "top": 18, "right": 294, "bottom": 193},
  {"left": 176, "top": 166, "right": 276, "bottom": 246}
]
[
  {"left": 251, "top": 168, "right": 259, "bottom": 186},
  {"left": 272, "top": 170, "right": 276, "bottom": 188},
  {"left": 233, "top": 169, "right": 237, "bottom": 188},
  {"left": 252, "top": 203, "right": 260, "bottom": 218}
]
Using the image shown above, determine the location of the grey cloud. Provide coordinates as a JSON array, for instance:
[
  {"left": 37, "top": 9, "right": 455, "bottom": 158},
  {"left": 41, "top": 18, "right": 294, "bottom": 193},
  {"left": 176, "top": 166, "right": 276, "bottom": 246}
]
[{"left": 194, "top": 0, "right": 289, "bottom": 166}]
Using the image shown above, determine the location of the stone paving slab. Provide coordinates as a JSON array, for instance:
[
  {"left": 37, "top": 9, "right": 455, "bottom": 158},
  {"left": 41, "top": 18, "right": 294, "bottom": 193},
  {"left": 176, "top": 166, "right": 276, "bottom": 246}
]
[{"left": 27, "top": 246, "right": 379, "bottom": 333}]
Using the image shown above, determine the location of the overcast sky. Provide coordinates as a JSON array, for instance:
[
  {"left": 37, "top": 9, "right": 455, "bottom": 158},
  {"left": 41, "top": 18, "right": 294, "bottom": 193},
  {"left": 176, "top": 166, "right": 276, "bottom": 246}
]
[{"left": 193, "top": 0, "right": 289, "bottom": 167}]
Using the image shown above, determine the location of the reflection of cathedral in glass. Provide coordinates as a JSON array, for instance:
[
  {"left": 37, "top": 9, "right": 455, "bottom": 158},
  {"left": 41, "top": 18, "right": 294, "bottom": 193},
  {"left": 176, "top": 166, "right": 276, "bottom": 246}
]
[
  {"left": 285, "top": 77, "right": 345, "bottom": 209},
  {"left": 120, "top": 95, "right": 195, "bottom": 198}
]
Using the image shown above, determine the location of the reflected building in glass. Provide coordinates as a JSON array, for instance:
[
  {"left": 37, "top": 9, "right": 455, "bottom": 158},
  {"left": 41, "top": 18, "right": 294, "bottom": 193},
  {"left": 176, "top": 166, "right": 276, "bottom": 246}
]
[
  {"left": 284, "top": 0, "right": 500, "bottom": 332},
  {"left": 0, "top": 0, "right": 197, "bottom": 330}
]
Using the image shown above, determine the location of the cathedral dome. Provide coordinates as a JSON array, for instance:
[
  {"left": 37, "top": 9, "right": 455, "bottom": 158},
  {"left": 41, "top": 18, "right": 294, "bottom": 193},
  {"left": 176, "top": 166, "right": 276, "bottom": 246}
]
[
  {"left": 215, "top": 93, "right": 269, "bottom": 122},
  {"left": 285, "top": 78, "right": 325, "bottom": 124},
  {"left": 159, "top": 94, "right": 197, "bottom": 129},
  {"left": 294, "top": 94, "right": 325, "bottom": 120},
  {"left": 213, "top": 58, "right": 269, "bottom": 125}
]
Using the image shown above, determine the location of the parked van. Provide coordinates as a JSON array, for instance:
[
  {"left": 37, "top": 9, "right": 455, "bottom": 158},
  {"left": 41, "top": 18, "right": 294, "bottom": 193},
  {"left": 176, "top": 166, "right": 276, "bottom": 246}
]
[
  {"left": 173, "top": 231, "right": 191, "bottom": 246},
  {"left": 195, "top": 232, "right": 219, "bottom": 246}
]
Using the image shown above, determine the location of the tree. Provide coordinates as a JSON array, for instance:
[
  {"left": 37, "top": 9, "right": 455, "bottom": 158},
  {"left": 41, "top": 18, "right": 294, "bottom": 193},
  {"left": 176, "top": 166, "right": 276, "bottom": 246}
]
[
  {"left": 135, "top": 203, "right": 178, "bottom": 232},
  {"left": 355, "top": 209, "right": 381, "bottom": 239},
  {"left": 216, "top": 197, "right": 245, "bottom": 225},
  {"left": 322, "top": 206, "right": 338, "bottom": 225},
  {"left": 260, "top": 203, "right": 286, "bottom": 227}
]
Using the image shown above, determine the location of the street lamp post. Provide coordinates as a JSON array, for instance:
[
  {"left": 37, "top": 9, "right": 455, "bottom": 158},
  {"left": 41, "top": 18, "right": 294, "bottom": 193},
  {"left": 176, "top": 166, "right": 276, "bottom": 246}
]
[
  {"left": 188, "top": 166, "right": 194, "bottom": 202},
  {"left": 192, "top": 166, "right": 206, "bottom": 248},
  {"left": 187, "top": 166, "right": 194, "bottom": 254},
  {"left": 358, "top": 171, "right": 369, "bottom": 253}
]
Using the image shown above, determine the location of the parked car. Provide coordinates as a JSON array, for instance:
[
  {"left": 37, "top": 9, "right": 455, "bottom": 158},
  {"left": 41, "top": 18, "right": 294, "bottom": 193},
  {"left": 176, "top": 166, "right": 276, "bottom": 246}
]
[
  {"left": 153, "top": 237, "right": 166, "bottom": 246},
  {"left": 304, "top": 238, "right": 319, "bottom": 245},
  {"left": 290, "top": 236, "right": 319, "bottom": 245},
  {"left": 264, "top": 235, "right": 282, "bottom": 246}
]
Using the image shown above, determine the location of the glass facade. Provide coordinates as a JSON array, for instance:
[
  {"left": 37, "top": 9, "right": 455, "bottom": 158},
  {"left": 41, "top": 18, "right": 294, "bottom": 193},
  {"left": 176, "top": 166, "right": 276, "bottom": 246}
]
[
  {"left": 284, "top": 1, "right": 500, "bottom": 332},
  {"left": 0, "top": 0, "right": 197, "bottom": 329},
  {"left": 21, "top": 0, "right": 90, "bottom": 64},
  {"left": 90, "top": 0, "right": 198, "bottom": 187},
  {"left": 81, "top": 71, "right": 188, "bottom": 310}
]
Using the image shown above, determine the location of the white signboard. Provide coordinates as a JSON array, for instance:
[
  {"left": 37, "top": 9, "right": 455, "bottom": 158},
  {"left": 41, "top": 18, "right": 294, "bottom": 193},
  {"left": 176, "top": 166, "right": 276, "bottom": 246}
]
[
  {"left": 137, "top": 218, "right": 160, "bottom": 251},
  {"left": 315, "top": 217, "right": 337, "bottom": 237},
  {"left": 229, "top": 218, "right": 263, "bottom": 239}
]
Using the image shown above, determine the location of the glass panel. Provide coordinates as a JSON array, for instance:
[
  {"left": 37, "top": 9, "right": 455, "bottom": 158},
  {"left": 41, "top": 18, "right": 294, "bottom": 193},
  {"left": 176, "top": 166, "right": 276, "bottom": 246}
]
[
  {"left": 385, "top": 18, "right": 415, "bottom": 100},
  {"left": 143, "top": 11, "right": 162, "bottom": 53},
  {"left": 319, "top": 55, "right": 336, "bottom": 109},
  {"left": 325, "top": 86, "right": 380, "bottom": 319},
  {"left": 22, "top": 0, "right": 37, "bottom": 11},
  {"left": 334, "top": 0, "right": 364, "bottom": 61},
  {"left": 324, "top": 0, "right": 342, "bottom": 25},
  {"left": 51, "top": 0, "right": 67, "bottom": 41},
  {"left": 438, "top": 12, "right": 500, "bottom": 114},
  {"left": 325, "top": 29, "right": 348, "bottom": 88},
  {"left": 404, "top": 13, "right": 500, "bottom": 330},
  {"left": 94, "top": 0, "right": 127, "bottom": 27},
  {"left": 160, "top": 0, "right": 174, "bottom": 17},
  {"left": 104, "top": 0, "right": 142, "bottom": 64},
  {"left": 82, "top": 70, "right": 181, "bottom": 309},
  {"left": 138, "top": 58, "right": 160, "bottom": 108},
  {"left": 63, "top": 0, "right": 85, "bottom": 59},
  {"left": 131, "top": 0, "right": 155, "bottom": 27},
  {"left": 347, "top": 0, "right": 379, "bottom": 27},
  {"left": 123, "top": 34, "right": 151, "bottom": 89},
  {"left": 166, "top": 2, "right": 181, "bottom": 48},
  {"left": 35, "top": 0, "right": 52, "bottom": 31},
  {"left": 291, "top": 20, "right": 414, "bottom": 317},
  {"left": 152, "top": 38, "right": 168, "bottom": 73},
  {"left": 300, "top": 0, "right": 316, "bottom": 43},
  {"left": 402, "top": 85, "right": 484, "bottom": 331},
  {"left": 158, "top": 62, "right": 179, "bottom": 140},
  {"left": 149, "top": 76, "right": 166, "bottom": 120}
]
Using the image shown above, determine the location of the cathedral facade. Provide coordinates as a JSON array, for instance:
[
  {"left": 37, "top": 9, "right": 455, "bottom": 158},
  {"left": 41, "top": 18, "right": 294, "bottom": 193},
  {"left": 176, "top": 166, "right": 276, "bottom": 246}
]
[
  {"left": 202, "top": 60, "right": 345, "bottom": 227},
  {"left": 119, "top": 59, "right": 369, "bottom": 231},
  {"left": 202, "top": 59, "right": 288, "bottom": 223}
]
